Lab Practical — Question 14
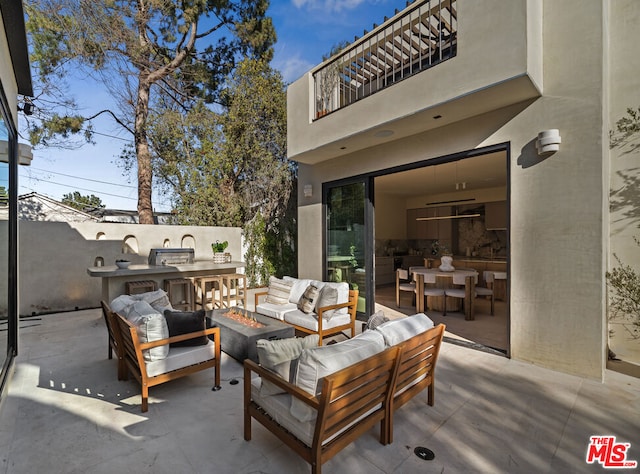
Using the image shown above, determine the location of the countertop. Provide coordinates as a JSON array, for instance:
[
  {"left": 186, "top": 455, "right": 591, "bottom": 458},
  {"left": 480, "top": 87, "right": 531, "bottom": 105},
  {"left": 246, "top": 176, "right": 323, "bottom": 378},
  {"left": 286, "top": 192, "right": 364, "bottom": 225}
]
[{"left": 87, "top": 260, "right": 245, "bottom": 277}]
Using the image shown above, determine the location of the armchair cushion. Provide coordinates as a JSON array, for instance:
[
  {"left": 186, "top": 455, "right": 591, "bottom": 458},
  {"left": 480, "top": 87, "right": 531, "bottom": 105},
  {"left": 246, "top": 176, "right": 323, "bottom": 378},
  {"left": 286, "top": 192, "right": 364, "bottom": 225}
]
[
  {"left": 163, "top": 309, "right": 208, "bottom": 347},
  {"left": 124, "top": 301, "right": 169, "bottom": 361},
  {"left": 256, "top": 334, "right": 319, "bottom": 396},
  {"left": 283, "top": 310, "right": 351, "bottom": 332}
]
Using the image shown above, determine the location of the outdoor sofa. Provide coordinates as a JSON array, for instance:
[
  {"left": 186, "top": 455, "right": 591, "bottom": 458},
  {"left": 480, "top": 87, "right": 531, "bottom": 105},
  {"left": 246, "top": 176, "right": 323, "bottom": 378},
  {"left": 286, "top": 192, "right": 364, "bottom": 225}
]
[
  {"left": 244, "top": 313, "right": 445, "bottom": 474},
  {"left": 253, "top": 276, "right": 358, "bottom": 344}
]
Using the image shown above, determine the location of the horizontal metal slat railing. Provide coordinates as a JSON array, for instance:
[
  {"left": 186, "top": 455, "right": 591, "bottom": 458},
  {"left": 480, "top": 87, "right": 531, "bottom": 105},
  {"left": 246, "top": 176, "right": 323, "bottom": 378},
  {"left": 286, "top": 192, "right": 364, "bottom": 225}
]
[{"left": 313, "top": 0, "right": 457, "bottom": 120}]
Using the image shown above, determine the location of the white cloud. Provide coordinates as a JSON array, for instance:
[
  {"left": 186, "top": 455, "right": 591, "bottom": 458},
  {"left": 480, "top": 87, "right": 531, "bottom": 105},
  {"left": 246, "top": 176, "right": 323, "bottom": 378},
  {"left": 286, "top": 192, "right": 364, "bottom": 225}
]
[
  {"left": 292, "top": 0, "right": 366, "bottom": 13},
  {"left": 273, "top": 53, "right": 315, "bottom": 84}
]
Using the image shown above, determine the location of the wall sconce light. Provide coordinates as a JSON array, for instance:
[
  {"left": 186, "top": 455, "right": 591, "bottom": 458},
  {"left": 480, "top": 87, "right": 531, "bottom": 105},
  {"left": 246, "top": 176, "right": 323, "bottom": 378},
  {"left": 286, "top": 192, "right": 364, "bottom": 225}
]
[
  {"left": 535, "top": 129, "right": 561, "bottom": 155},
  {"left": 303, "top": 184, "right": 313, "bottom": 197}
]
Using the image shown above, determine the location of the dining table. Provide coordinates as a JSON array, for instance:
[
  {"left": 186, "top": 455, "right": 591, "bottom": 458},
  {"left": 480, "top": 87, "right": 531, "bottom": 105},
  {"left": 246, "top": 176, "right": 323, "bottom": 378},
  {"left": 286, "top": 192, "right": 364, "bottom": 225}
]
[{"left": 412, "top": 267, "right": 479, "bottom": 320}]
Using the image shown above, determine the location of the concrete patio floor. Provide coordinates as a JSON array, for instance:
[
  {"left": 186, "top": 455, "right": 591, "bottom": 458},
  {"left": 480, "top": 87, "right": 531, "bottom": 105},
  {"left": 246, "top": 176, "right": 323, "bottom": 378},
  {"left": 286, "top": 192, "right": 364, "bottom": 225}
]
[{"left": 1, "top": 308, "right": 639, "bottom": 473}]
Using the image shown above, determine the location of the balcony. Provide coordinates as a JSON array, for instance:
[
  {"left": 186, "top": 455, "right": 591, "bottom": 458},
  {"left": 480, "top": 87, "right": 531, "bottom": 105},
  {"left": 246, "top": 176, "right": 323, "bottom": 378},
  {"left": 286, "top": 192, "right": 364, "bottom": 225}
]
[
  {"left": 313, "top": 0, "right": 457, "bottom": 119},
  {"left": 288, "top": 0, "right": 543, "bottom": 164}
]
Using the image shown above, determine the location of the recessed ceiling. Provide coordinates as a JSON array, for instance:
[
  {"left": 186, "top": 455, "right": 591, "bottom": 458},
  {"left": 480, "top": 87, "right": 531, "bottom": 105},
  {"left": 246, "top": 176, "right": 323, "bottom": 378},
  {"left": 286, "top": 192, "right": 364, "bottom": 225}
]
[{"left": 375, "top": 151, "right": 506, "bottom": 197}]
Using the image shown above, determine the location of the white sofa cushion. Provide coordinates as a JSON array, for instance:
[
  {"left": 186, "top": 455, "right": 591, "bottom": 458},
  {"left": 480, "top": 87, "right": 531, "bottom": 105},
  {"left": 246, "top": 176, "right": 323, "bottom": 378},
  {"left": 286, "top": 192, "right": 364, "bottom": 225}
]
[
  {"left": 283, "top": 310, "right": 351, "bottom": 331},
  {"left": 265, "top": 276, "right": 293, "bottom": 305},
  {"left": 375, "top": 313, "right": 435, "bottom": 347},
  {"left": 251, "top": 378, "right": 316, "bottom": 446},
  {"left": 255, "top": 302, "right": 298, "bottom": 321},
  {"left": 290, "top": 330, "right": 386, "bottom": 422},
  {"left": 256, "top": 334, "right": 319, "bottom": 396},
  {"left": 145, "top": 340, "right": 217, "bottom": 377}
]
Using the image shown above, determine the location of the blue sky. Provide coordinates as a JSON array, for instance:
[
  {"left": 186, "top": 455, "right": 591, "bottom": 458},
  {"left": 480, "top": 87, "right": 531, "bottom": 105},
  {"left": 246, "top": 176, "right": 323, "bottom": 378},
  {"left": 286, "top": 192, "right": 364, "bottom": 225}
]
[{"left": 19, "top": 0, "right": 397, "bottom": 211}]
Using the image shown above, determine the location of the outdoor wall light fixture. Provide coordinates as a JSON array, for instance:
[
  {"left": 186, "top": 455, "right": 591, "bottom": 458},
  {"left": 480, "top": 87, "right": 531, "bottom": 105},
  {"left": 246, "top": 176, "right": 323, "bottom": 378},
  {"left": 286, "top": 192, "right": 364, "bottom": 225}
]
[
  {"left": 303, "top": 184, "right": 313, "bottom": 197},
  {"left": 535, "top": 129, "right": 561, "bottom": 155}
]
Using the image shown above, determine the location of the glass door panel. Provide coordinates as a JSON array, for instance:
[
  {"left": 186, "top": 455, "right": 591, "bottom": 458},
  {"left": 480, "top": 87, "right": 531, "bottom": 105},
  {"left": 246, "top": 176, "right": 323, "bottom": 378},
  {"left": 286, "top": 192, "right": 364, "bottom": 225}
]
[{"left": 325, "top": 180, "right": 370, "bottom": 315}]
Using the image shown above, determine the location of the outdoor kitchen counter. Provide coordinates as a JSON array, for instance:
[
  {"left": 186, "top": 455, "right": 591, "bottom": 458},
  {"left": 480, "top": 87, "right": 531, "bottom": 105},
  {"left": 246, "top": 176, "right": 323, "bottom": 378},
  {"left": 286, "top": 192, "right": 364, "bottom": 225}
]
[{"left": 88, "top": 260, "right": 245, "bottom": 303}]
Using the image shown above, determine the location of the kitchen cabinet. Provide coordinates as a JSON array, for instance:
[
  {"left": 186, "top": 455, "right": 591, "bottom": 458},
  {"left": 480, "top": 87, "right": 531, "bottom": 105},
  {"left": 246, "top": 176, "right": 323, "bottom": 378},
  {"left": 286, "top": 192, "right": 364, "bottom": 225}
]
[
  {"left": 485, "top": 201, "right": 507, "bottom": 230},
  {"left": 406, "top": 206, "right": 452, "bottom": 240},
  {"left": 375, "top": 256, "right": 394, "bottom": 286}
]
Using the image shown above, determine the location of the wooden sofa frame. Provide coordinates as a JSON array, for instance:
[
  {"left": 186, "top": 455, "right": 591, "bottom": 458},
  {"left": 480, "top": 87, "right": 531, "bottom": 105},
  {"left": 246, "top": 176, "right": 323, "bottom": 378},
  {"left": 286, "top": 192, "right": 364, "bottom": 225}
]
[
  {"left": 389, "top": 323, "right": 445, "bottom": 442},
  {"left": 101, "top": 300, "right": 123, "bottom": 380},
  {"left": 243, "top": 322, "right": 445, "bottom": 473},
  {"left": 244, "top": 346, "right": 401, "bottom": 474},
  {"left": 253, "top": 288, "right": 359, "bottom": 345},
  {"left": 108, "top": 308, "right": 221, "bottom": 412}
]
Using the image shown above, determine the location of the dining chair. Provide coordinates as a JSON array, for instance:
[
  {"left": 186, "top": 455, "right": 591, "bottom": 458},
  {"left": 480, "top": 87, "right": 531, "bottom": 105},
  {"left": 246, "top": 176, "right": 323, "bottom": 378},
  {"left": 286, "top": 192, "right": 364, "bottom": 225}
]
[
  {"left": 396, "top": 268, "right": 416, "bottom": 307},
  {"left": 420, "top": 271, "right": 446, "bottom": 314},
  {"left": 444, "top": 272, "right": 478, "bottom": 317},
  {"left": 476, "top": 271, "right": 495, "bottom": 315}
]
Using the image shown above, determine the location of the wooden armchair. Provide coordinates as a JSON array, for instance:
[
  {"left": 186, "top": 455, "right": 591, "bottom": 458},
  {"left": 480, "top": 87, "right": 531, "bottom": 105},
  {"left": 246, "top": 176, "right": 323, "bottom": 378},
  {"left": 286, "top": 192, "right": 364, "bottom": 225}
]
[
  {"left": 110, "top": 310, "right": 221, "bottom": 412},
  {"left": 100, "top": 300, "right": 123, "bottom": 380}
]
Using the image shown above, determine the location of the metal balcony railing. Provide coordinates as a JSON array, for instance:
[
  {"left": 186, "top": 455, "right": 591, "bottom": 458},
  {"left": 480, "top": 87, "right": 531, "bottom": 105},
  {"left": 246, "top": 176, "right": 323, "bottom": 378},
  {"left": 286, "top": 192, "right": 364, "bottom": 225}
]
[{"left": 313, "top": 0, "right": 457, "bottom": 120}]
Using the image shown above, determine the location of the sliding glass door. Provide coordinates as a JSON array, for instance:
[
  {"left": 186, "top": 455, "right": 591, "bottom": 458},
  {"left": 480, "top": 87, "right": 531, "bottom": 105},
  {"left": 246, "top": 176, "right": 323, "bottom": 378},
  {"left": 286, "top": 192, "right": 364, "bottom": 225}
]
[{"left": 324, "top": 178, "right": 373, "bottom": 316}]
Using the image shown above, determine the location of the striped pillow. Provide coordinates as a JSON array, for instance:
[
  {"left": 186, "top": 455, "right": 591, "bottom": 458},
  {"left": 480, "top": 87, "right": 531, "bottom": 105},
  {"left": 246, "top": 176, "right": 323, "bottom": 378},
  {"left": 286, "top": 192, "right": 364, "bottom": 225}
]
[
  {"left": 298, "top": 284, "right": 320, "bottom": 314},
  {"left": 265, "top": 276, "right": 293, "bottom": 305}
]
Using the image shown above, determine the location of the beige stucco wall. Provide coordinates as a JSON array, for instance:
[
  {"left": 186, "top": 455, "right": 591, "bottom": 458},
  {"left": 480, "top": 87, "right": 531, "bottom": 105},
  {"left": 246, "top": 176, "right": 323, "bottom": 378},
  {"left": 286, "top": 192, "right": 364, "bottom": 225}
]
[
  {"left": 608, "top": 0, "right": 640, "bottom": 268},
  {"left": 288, "top": 0, "right": 543, "bottom": 161},
  {"left": 296, "top": 0, "right": 610, "bottom": 379},
  {"left": 11, "top": 222, "right": 242, "bottom": 316}
]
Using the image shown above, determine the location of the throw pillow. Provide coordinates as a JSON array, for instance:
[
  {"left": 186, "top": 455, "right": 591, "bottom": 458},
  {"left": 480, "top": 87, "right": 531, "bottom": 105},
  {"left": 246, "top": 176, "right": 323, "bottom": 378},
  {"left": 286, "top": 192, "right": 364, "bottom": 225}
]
[
  {"left": 126, "top": 301, "right": 169, "bottom": 361},
  {"left": 163, "top": 309, "right": 209, "bottom": 347},
  {"left": 134, "top": 289, "right": 173, "bottom": 313},
  {"left": 256, "top": 334, "right": 319, "bottom": 396},
  {"left": 315, "top": 285, "right": 339, "bottom": 320},
  {"left": 265, "top": 276, "right": 293, "bottom": 305},
  {"left": 364, "top": 310, "right": 389, "bottom": 331},
  {"left": 297, "top": 285, "right": 320, "bottom": 314}
]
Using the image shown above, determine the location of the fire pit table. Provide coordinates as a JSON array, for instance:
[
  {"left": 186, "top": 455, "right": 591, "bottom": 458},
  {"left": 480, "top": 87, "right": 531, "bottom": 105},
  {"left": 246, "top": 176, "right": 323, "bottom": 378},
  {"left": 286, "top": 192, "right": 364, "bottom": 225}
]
[{"left": 207, "top": 308, "right": 295, "bottom": 363}]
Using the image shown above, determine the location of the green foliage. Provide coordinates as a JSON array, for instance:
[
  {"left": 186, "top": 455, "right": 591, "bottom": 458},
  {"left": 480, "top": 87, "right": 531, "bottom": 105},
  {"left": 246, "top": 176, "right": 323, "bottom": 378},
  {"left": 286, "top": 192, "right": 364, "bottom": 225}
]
[
  {"left": 211, "top": 240, "right": 228, "bottom": 253},
  {"left": 24, "top": 0, "right": 276, "bottom": 222},
  {"left": 606, "top": 236, "right": 640, "bottom": 336},
  {"left": 150, "top": 58, "right": 296, "bottom": 283},
  {"left": 61, "top": 191, "right": 105, "bottom": 211}
]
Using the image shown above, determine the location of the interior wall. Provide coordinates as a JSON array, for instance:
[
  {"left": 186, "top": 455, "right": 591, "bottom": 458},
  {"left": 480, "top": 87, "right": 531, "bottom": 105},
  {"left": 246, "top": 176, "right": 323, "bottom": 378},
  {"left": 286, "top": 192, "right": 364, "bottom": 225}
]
[{"left": 374, "top": 192, "right": 406, "bottom": 240}]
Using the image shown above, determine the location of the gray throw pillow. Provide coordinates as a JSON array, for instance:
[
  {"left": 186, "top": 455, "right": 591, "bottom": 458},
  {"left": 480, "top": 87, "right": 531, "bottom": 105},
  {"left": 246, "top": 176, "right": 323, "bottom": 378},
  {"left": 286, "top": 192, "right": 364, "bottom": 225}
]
[
  {"left": 256, "top": 334, "right": 319, "bottom": 396},
  {"left": 315, "top": 285, "right": 339, "bottom": 320}
]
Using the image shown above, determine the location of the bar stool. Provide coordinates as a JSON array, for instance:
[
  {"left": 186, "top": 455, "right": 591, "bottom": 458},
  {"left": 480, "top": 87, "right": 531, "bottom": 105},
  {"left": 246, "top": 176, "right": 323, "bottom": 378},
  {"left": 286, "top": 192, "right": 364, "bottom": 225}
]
[
  {"left": 164, "top": 278, "right": 194, "bottom": 311},
  {"left": 194, "top": 275, "right": 224, "bottom": 310},
  {"left": 125, "top": 280, "right": 157, "bottom": 295},
  {"left": 220, "top": 273, "right": 246, "bottom": 308}
]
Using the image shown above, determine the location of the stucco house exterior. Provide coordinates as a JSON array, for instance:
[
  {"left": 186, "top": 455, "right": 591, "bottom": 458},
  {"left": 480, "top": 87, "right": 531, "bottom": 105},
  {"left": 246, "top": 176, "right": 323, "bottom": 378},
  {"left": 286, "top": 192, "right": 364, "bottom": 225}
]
[{"left": 287, "top": 0, "right": 640, "bottom": 380}]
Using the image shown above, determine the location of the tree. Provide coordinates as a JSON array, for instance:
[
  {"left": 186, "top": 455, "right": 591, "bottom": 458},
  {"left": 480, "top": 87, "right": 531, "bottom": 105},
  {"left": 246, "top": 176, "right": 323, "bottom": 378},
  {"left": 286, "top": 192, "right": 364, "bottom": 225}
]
[
  {"left": 61, "top": 191, "right": 105, "bottom": 211},
  {"left": 25, "top": 0, "right": 275, "bottom": 223},
  {"left": 150, "top": 58, "right": 296, "bottom": 284}
]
